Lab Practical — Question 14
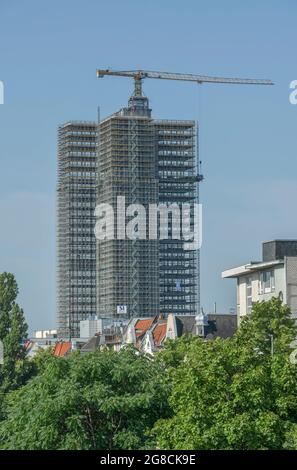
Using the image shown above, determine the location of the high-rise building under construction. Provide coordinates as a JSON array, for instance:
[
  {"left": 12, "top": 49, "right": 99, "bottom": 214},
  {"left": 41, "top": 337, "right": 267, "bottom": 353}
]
[
  {"left": 96, "top": 85, "right": 199, "bottom": 318},
  {"left": 155, "top": 119, "right": 199, "bottom": 317},
  {"left": 57, "top": 89, "right": 200, "bottom": 334},
  {"left": 96, "top": 89, "right": 160, "bottom": 318},
  {"left": 57, "top": 121, "right": 98, "bottom": 337}
]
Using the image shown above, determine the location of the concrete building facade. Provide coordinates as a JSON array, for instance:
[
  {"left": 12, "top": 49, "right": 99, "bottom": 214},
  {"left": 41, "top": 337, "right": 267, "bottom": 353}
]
[
  {"left": 222, "top": 240, "right": 297, "bottom": 323},
  {"left": 79, "top": 316, "right": 113, "bottom": 339}
]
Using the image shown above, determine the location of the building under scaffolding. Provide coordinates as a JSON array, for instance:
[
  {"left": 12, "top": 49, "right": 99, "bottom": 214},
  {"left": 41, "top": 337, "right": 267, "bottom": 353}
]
[
  {"left": 96, "top": 88, "right": 160, "bottom": 318},
  {"left": 57, "top": 122, "right": 98, "bottom": 337},
  {"left": 57, "top": 90, "right": 201, "bottom": 330},
  {"left": 96, "top": 85, "right": 200, "bottom": 318},
  {"left": 156, "top": 120, "right": 200, "bottom": 316}
]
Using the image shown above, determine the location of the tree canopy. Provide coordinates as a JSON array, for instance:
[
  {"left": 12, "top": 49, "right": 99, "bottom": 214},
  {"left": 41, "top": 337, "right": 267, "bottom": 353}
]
[
  {"left": 0, "top": 272, "right": 30, "bottom": 394},
  {"left": 153, "top": 298, "right": 297, "bottom": 450},
  {"left": 1, "top": 296, "right": 297, "bottom": 450},
  {"left": 0, "top": 347, "right": 169, "bottom": 450}
]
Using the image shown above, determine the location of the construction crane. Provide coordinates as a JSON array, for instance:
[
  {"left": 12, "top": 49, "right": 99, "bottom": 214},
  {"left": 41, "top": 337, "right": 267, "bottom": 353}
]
[
  {"left": 96, "top": 68, "right": 274, "bottom": 96},
  {"left": 96, "top": 68, "right": 273, "bottom": 317},
  {"left": 96, "top": 69, "right": 273, "bottom": 170}
]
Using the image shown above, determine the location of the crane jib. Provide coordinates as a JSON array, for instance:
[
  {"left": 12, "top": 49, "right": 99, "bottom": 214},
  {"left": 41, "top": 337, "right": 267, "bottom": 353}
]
[{"left": 96, "top": 69, "right": 274, "bottom": 86}]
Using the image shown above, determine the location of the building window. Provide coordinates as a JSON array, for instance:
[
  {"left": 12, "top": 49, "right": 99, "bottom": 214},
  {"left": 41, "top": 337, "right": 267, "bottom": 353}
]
[
  {"left": 246, "top": 277, "right": 252, "bottom": 314},
  {"left": 259, "top": 270, "right": 275, "bottom": 294}
]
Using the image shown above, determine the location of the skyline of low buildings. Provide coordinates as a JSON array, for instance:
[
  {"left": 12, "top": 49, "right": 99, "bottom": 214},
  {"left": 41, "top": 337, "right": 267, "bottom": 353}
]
[{"left": 26, "top": 311, "right": 236, "bottom": 358}]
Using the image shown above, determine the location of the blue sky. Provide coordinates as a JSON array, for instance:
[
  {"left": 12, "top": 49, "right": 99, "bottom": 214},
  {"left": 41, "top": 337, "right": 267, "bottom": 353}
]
[{"left": 0, "top": 0, "right": 296, "bottom": 331}]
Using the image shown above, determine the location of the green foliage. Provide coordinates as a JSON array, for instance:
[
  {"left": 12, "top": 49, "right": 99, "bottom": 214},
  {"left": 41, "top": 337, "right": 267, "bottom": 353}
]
[
  {"left": 0, "top": 272, "right": 30, "bottom": 394},
  {"left": 0, "top": 347, "right": 170, "bottom": 450},
  {"left": 235, "top": 297, "right": 296, "bottom": 356},
  {"left": 153, "top": 298, "right": 297, "bottom": 450},
  {"left": 2, "top": 297, "right": 297, "bottom": 450}
]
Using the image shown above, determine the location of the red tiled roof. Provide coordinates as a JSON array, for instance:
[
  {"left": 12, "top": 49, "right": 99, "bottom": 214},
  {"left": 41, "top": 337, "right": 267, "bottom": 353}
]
[
  {"left": 52, "top": 341, "right": 71, "bottom": 357},
  {"left": 135, "top": 318, "right": 155, "bottom": 337},
  {"left": 24, "top": 340, "right": 33, "bottom": 350},
  {"left": 152, "top": 322, "right": 167, "bottom": 347}
]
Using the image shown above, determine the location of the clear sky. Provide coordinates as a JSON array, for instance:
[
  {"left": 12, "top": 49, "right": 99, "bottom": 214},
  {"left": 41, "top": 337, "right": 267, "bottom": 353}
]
[{"left": 0, "top": 0, "right": 296, "bottom": 332}]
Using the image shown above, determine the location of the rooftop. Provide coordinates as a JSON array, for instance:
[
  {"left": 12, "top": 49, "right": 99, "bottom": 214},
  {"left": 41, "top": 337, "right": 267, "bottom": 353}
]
[
  {"left": 135, "top": 318, "right": 156, "bottom": 338},
  {"left": 222, "top": 240, "right": 297, "bottom": 279},
  {"left": 222, "top": 259, "right": 283, "bottom": 279},
  {"left": 152, "top": 322, "right": 167, "bottom": 347},
  {"left": 52, "top": 341, "right": 72, "bottom": 357}
]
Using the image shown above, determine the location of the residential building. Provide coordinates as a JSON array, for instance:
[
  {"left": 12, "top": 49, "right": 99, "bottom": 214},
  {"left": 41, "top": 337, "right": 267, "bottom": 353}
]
[
  {"left": 57, "top": 121, "right": 98, "bottom": 337},
  {"left": 79, "top": 316, "right": 112, "bottom": 339},
  {"left": 27, "top": 330, "right": 60, "bottom": 356},
  {"left": 142, "top": 319, "right": 168, "bottom": 355},
  {"left": 34, "top": 329, "right": 57, "bottom": 339},
  {"left": 52, "top": 341, "right": 72, "bottom": 357},
  {"left": 166, "top": 313, "right": 237, "bottom": 341},
  {"left": 222, "top": 240, "right": 297, "bottom": 323},
  {"left": 25, "top": 341, "right": 47, "bottom": 358},
  {"left": 206, "top": 313, "right": 238, "bottom": 338},
  {"left": 123, "top": 317, "right": 157, "bottom": 349},
  {"left": 80, "top": 326, "right": 123, "bottom": 353},
  {"left": 123, "top": 312, "right": 237, "bottom": 354}
]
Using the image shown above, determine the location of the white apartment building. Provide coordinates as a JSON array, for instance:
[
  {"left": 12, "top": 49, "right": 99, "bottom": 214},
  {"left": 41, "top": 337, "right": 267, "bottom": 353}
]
[
  {"left": 79, "top": 316, "right": 112, "bottom": 339},
  {"left": 222, "top": 240, "right": 297, "bottom": 323},
  {"left": 33, "top": 329, "right": 58, "bottom": 339}
]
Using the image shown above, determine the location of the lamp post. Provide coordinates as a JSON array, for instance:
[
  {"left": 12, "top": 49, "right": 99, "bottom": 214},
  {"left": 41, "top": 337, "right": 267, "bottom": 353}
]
[{"left": 268, "top": 334, "right": 274, "bottom": 357}]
